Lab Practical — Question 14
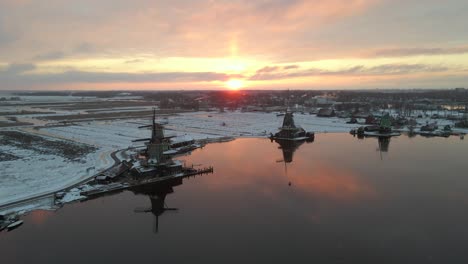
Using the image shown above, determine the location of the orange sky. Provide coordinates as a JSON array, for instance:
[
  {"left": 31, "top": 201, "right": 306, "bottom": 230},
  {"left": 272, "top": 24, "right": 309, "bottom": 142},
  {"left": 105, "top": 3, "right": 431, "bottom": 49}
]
[{"left": 0, "top": 0, "right": 467, "bottom": 90}]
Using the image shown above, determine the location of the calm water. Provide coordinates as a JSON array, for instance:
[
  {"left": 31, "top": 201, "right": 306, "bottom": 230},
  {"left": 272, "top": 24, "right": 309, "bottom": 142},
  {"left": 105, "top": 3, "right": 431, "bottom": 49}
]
[{"left": 2, "top": 134, "right": 468, "bottom": 263}]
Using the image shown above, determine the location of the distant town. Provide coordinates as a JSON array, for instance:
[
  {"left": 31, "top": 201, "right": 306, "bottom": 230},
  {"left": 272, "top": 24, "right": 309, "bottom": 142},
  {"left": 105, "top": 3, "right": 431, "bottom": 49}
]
[{"left": 4, "top": 88, "right": 468, "bottom": 118}]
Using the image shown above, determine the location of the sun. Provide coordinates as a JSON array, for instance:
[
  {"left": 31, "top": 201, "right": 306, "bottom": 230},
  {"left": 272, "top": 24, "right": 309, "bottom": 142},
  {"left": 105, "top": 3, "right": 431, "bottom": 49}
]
[{"left": 226, "top": 79, "right": 244, "bottom": 90}]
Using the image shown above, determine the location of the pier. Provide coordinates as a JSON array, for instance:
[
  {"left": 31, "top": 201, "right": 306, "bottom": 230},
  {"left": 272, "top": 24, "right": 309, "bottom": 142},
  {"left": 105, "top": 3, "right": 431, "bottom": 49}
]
[{"left": 81, "top": 166, "right": 214, "bottom": 198}]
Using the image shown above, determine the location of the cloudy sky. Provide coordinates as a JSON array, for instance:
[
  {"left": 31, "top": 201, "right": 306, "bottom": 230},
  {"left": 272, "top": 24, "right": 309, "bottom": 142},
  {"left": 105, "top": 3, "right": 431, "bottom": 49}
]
[{"left": 0, "top": 0, "right": 467, "bottom": 90}]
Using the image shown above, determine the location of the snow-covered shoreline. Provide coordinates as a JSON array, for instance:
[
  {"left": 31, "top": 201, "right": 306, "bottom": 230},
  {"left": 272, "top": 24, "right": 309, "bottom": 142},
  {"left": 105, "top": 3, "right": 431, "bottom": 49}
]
[
  {"left": 1, "top": 109, "right": 467, "bottom": 209},
  {"left": 0, "top": 111, "right": 352, "bottom": 207}
]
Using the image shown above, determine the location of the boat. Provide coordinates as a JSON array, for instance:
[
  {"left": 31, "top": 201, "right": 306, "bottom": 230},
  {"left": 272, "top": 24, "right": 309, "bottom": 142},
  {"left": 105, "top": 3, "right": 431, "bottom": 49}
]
[
  {"left": 7, "top": 220, "right": 23, "bottom": 231},
  {"left": 418, "top": 130, "right": 451, "bottom": 138},
  {"left": 418, "top": 122, "right": 451, "bottom": 137},
  {"left": 421, "top": 122, "right": 438, "bottom": 132},
  {"left": 364, "top": 131, "right": 401, "bottom": 137}
]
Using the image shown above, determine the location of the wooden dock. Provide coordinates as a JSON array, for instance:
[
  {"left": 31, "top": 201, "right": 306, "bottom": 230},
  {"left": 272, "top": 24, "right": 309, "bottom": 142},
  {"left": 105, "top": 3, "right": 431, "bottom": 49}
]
[{"left": 81, "top": 167, "right": 214, "bottom": 197}]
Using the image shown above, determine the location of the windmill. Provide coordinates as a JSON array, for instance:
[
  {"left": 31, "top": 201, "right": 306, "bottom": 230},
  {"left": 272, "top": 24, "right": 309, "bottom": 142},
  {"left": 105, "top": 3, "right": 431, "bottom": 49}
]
[
  {"left": 132, "top": 108, "right": 175, "bottom": 165},
  {"left": 133, "top": 108, "right": 175, "bottom": 144}
]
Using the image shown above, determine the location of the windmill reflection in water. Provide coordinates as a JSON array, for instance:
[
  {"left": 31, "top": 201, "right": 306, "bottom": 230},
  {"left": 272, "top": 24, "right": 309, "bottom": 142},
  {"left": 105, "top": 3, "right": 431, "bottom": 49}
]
[{"left": 132, "top": 178, "right": 181, "bottom": 234}]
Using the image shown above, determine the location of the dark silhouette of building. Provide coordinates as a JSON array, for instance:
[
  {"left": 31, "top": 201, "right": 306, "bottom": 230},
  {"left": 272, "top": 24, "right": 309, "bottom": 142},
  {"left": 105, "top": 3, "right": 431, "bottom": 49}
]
[{"left": 270, "top": 110, "right": 314, "bottom": 140}]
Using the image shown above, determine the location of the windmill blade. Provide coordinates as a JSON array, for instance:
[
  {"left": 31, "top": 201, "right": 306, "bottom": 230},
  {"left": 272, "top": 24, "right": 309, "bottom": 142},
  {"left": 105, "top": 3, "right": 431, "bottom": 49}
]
[
  {"left": 154, "top": 215, "right": 158, "bottom": 234},
  {"left": 138, "top": 125, "right": 152, "bottom": 129},
  {"left": 134, "top": 207, "right": 152, "bottom": 213},
  {"left": 276, "top": 159, "right": 284, "bottom": 163},
  {"left": 132, "top": 138, "right": 151, "bottom": 142},
  {"left": 164, "top": 202, "right": 178, "bottom": 211}
]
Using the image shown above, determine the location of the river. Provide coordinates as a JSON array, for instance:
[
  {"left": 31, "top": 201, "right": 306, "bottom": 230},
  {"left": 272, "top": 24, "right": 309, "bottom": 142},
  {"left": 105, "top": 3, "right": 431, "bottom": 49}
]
[{"left": 1, "top": 134, "right": 468, "bottom": 263}]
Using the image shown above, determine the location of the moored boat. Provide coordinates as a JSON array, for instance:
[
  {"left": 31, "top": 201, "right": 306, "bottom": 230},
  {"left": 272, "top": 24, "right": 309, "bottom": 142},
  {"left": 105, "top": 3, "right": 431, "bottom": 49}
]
[{"left": 7, "top": 220, "right": 23, "bottom": 231}]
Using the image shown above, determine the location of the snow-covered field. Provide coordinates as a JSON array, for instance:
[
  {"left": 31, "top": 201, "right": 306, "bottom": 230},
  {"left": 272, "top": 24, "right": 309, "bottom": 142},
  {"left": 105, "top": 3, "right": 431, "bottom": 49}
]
[
  {"left": 0, "top": 134, "right": 114, "bottom": 206},
  {"left": 167, "top": 111, "right": 359, "bottom": 136},
  {"left": 40, "top": 111, "right": 360, "bottom": 145}
]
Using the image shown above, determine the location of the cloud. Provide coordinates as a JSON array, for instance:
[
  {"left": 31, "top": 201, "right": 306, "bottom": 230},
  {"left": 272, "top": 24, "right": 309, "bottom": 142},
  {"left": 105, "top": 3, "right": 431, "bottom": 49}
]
[
  {"left": 255, "top": 65, "right": 301, "bottom": 75},
  {"left": 33, "top": 51, "right": 66, "bottom": 61},
  {"left": 371, "top": 46, "right": 468, "bottom": 57},
  {"left": 0, "top": 63, "right": 36, "bottom": 74},
  {"left": 0, "top": 16, "right": 17, "bottom": 47},
  {"left": 32, "top": 43, "right": 98, "bottom": 61},
  {"left": 0, "top": 64, "right": 237, "bottom": 88},
  {"left": 124, "top": 59, "right": 144, "bottom": 64},
  {"left": 42, "top": 71, "right": 232, "bottom": 83},
  {"left": 255, "top": 66, "right": 280, "bottom": 74},
  {"left": 0, "top": 29, "right": 15, "bottom": 46},
  {"left": 1, "top": 0, "right": 467, "bottom": 90},
  {"left": 283, "top": 65, "right": 299, "bottom": 70},
  {"left": 190, "top": 0, "right": 376, "bottom": 32},
  {"left": 365, "top": 64, "right": 450, "bottom": 74},
  {"left": 0, "top": 0, "right": 378, "bottom": 61},
  {"left": 73, "top": 42, "right": 96, "bottom": 54},
  {"left": 249, "top": 63, "right": 455, "bottom": 80}
]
